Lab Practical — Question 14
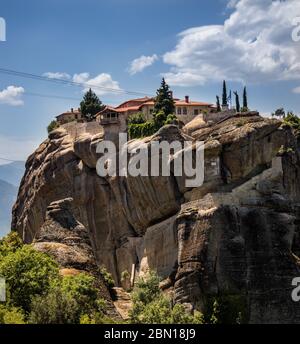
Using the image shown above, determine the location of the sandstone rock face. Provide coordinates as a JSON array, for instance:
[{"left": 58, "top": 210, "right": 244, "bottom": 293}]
[
  {"left": 32, "top": 197, "right": 119, "bottom": 318},
  {"left": 12, "top": 114, "right": 300, "bottom": 323}
]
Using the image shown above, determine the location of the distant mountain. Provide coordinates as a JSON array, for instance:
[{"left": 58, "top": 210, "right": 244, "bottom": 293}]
[
  {"left": 0, "top": 161, "right": 25, "bottom": 187},
  {"left": 0, "top": 179, "right": 17, "bottom": 237}
]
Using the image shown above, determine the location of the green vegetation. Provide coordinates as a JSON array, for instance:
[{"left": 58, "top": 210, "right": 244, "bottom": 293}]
[
  {"left": 0, "top": 232, "right": 113, "bottom": 324},
  {"left": 80, "top": 88, "right": 105, "bottom": 121},
  {"left": 205, "top": 295, "right": 248, "bottom": 324},
  {"left": 222, "top": 80, "right": 228, "bottom": 107},
  {"left": 129, "top": 271, "right": 204, "bottom": 324},
  {"left": 29, "top": 274, "right": 107, "bottom": 324},
  {"left": 0, "top": 244, "right": 59, "bottom": 312},
  {"left": 100, "top": 266, "right": 115, "bottom": 289},
  {"left": 128, "top": 112, "right": 146, "bottom": 125},
  {"left": 153, "top": 78, "right": 175, "bottom": 115},
  {"left": 47, "top": 120, "right": 59, "bottom": 134},
  {"left": 283, "top": 111, "right": 300, "bottom": 136},
  {"left": 216, "top": 95, "right": 221, "bottom": 112},
  {"left": 272, "top": 107, "right": 286, "bottom": 118},
  {"left": 128, "top": 79, "right": 178, "bottom": 139},
  {"left": 242, "top": 86, "right": 248, "bottom": 111},
  {"left": 234, "top": 91, "right": 240, "bottom": 112}
]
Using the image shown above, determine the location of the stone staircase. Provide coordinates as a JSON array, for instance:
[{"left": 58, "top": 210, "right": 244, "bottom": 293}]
[{"left": 112, "top": 287, "right": 133, "bottom": 321}]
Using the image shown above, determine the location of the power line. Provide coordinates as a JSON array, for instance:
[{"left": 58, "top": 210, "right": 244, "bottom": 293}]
[
  {"left": 0, "top": 157, "right": 21, "bottom": 163},
  {"left": 0, "top": 68, "right": 154, "bottom": 97},
  {"left": 24, "top": 91, "right": 80, "bottom": 101}
]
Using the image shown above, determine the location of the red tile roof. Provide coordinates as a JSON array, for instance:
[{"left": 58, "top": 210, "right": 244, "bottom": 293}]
[{"left": 116, "top": 106, "right": 141, "bottom": 112}]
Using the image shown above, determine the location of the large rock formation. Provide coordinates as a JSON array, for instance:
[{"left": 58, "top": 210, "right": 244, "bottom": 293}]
[{"left": 12, "top": 113, "right": 300, "bottom": 323}]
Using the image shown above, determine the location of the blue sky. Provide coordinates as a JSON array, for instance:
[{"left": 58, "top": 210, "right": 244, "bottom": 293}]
[{"left": 0, "top": 0, "right": 299, "bottom": 162}]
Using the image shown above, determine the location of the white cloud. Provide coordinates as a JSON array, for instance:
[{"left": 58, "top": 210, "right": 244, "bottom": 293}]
[
  {"left": 73, "top": 73, "right": 90, "bottom": 84},
  {"left": 42, "top": 71, "right": 122, "bottom": 96},
  {"left": 293, "top": 86, "right": 300, "bottom": 94},
  {"left": 43, "top": 72, "right": 71, "bottom": 80},
  {"left": 81, "top": 73, "right": 122, "bottom": 96},
  {"left": 0, "top": 86, "right": 25, "bottom": 106},
  {"left": 128, "top": 54, "right": 158, "bottom": 75},
  {"left": 163, "top": 0, "right": 300, "bottom": 86}
]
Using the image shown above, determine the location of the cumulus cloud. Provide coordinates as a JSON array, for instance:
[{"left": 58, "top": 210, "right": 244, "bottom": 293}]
[
  {"left": 43, "top": 71, "right": 122, "bottom": 96},
  {"left": 80, "top": 73, "right": 122, "bottom": 96},
  {"left": 43, "top": 72, "right": 71, "bottom": 80},
  {"left": 293, "top": 86, "right": 300, "bottom": 94},
  {"left": 163, "top": 0, "right": 300, "bottom": 86},
  {"left": 128, "top": 54, "right": 158, "bottom": 75},
  {"left": 73, "top": 73, "right": 90, "bottom": 84},
  {"left": 0, "top": 86, "right": 25, "bottom": 106}
]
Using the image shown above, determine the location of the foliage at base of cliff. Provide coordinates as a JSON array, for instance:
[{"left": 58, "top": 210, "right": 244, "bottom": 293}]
[
  {"left": 0, "top": 232, "right": 113, "bottom": 324},
  {"left": 129, "top": 271, "right": 204, "bottom": 324}
]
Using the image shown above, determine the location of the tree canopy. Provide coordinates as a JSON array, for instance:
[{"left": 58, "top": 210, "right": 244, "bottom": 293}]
[
  {"left": 153, "top": 78, "right": 175, "bottom": 116},
  {"left": 80, "top": 88, "right": 105, "bottom": 121}
]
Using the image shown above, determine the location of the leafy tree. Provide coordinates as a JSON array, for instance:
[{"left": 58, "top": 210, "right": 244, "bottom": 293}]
[
  {"left": 153, "top": 78, "right": 175, "bottom": 116},
  {"left": 99, "top": 266, "right": 115, "bottom": 289},
  {"left": 272, "top": 108, "right": 286, "bottom": 118},
  {"left": 283, "top": 111, "right": 300, "bottom": 136},
  {"left": 216, "top": 95, "right": 221, "bottom": 112},
  {"left": 222, "top": 80, "right": 228, "bottom": 107},
  {"left": 242, "top": 86, "right": 248, "bottom": 111},
  {"left": 47, "top": 120, "right": 59, "bottom": 134},
  {"left": 129, "top": 271, "right": 204, "bottom": 324},
  {"left": 234, "top": 91, "right": 240, "bottom": 112},
  {"left": 29, "top": 287, "right": 78, "bottom": 324},
  {"left": 128, "top": 113, "right": 146, "bottom": 125},
  {"left": 0, "top": 305, "right": 26, "bottom": 324},
  {"left": 0, "top": 245, "right": 59, "bottom": 312},
  {"left": 164, "top": 114, "right": 178, "bottom": 125},
  {"left": 0, "top": 232, "right": 23, "bottom": 257},
  {"left": 80, "top": 88, "right": 105, "bottom": 121},
  {"left": 29, "top": 273, "right": 109, "bottom": 324}
]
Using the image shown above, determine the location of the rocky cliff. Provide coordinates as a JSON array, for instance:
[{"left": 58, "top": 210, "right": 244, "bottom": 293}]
[{"left": 12, "top": 113, "right": 300, "bottom": 323}]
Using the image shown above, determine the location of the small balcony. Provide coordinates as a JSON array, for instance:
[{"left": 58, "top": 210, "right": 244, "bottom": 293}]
[{"left": 100, "top": 118, "right": 119, "bottom": 125}]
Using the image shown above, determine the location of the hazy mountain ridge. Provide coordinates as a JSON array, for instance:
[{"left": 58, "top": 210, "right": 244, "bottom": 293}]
[
  {"left": 0, "top": 179, "right": 17, "bottom": 236},
  {"left": 0, "top": 161, "right": 25, "bottom": 187},
  {"left": 0, "top": 161, "right": 24, "bottom": 236}
]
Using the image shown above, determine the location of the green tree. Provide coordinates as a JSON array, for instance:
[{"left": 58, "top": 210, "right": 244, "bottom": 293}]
[
  {"left": 242, "top": 86, "right": 248, "bottom": 111},
  {"left": 216, "top": 95, "right": 221, "bottom": 112},
  {"left": 0, "top": 305, "right": 26, "bottom": 324},
  {"left": 47, "top": 120, "right": 59, "bottom": 134},
  {"left": 80, "top": 88, "right": 105, "bottom": 121},
  {"left": 0, "top": 245, "right": 59, "bottom": 312},
  {"left": 234, "top": 91, "right": 240, "bottom": 112},
  {"left": 222, "top": 80, "right": 228, "bottom": 107},
  {"left": 129, "top": 271, "right": 203, "bottom": 324},
  {"left": 99, "top": 266, "right": 115, "bottom": 289},
  {"left": 0, "top": 232, "right": 23, "bottom": 257},
  {"left": 153, "top": 78, "right": 175, "bottom": 116},
  {"left": 29, "top": 273, "right": 109, "bottom": 324},
  {"left": 29, "top": 286, "right": 79, "bottom": 324},
  {"left": 128, "top": 113, "right": 146, "bottom": 125},
  {"left": 272, "top": 108, "right": 286, "bottom": 118}
]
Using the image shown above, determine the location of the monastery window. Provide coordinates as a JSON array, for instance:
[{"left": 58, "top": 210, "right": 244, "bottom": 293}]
[
  {"left": 177, "top": 107, "right": 182, "bottom": 115},
  {"left": 194, "top": 109, "right": 199, "bottom": 116},
  {"left": 183, "top": 107, "right": 187, "bottom": 115}
]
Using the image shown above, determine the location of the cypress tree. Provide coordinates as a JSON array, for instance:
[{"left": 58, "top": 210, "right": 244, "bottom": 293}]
[
  {"left": 80, "top": 88, "right": 105, "bottom": 121},
  {"left": 153, "top": 78, "right": 175, "bottom": 116},
  {"left": 216, "top": 96, "right": 221, "bottom": 112},
  {"left": 243, "top": 86, "right": 248, "bottom": 111},
  {"left": 222, "top": 80, "right": 228, "bottom": 107},
  {"left": 234, "top": 91, "right": 240, "bottom": 112}
]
